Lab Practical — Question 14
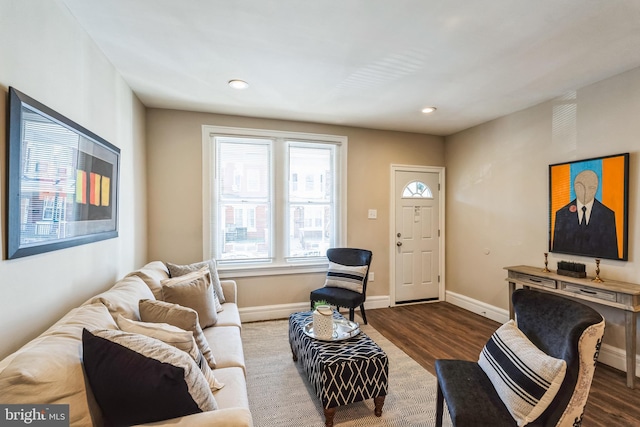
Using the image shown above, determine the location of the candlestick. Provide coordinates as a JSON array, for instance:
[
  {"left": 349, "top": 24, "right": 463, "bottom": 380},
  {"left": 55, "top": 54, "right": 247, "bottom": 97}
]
[
  {"left": 592, "top": 259, "right": 604, "bottom": 283},
  {"left": 542, "top": 252, "right": 551, "bottom": 273}
]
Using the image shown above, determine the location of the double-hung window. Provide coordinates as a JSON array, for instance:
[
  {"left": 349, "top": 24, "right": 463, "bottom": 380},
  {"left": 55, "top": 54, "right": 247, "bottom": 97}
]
[{"left": 202, "top": 126, "right": 347, "bottom": 275}]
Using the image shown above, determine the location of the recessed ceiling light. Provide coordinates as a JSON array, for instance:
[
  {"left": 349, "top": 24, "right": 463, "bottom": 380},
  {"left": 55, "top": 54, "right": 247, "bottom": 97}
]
[
  {"left": 228, "top": 79, "right": 249, "bottom": 90},
  {"left": 421, "top": 107, "right": 437, "bottom": 114}
]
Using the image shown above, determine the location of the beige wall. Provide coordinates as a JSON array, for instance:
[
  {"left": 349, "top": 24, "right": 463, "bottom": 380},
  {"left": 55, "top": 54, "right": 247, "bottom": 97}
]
[
  {"left": 445, "top": 66, "right": 640, "bottom": 351},
  {"left": 0, "top": 0, "right": 147, "bottom": 358},
  {"left": 146, "top": 109, "right": 444, "bottom": 307}
]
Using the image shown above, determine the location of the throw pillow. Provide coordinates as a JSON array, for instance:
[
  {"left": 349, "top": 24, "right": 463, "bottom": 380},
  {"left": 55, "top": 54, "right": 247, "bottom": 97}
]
[
  {"left": 116, "top": 315, "right": 224, "bottom": 390},
  {"left": 82, "top": 328, "right": 217, "bottom": 426},
  {"left": 161, "top": 267, "right": 219, "bottom": 327},
  {"left": 323, "top": 261, "right": 368, "bottom": 293},
  {"left": 166, "top": 259, "right": 226, "bottom": 303},
  {"left": 478, "top": 320, "right": 567, "bottom": 426},
  {"left": 139, "top": 299, "right": 217, "bottom": 369}
]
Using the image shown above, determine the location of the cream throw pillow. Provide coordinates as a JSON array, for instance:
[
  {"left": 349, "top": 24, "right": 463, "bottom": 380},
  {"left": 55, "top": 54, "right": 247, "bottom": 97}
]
[
  {"left": 166, "top": 259, "right": 226, "bottom": 304},
  {"left": 161, "top": 267, "right": 219, "bottom": 327},
  {"left": 139, "top": 299, "right": 217, "bottom": 369},
  {"left": 116, "top": 315, "right": 223, "bottom": 390}
]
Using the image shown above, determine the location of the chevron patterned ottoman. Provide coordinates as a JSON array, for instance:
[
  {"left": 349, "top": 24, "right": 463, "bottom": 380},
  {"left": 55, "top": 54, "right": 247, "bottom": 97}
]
[{"left": 288, "top": 311, "right": 388, "bottom": 427}]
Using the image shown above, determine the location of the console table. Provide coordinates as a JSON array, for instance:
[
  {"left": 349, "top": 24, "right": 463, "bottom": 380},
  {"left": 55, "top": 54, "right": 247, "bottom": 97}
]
[{"left": 505, "top": 265, "right": 640, "bottom": 388}]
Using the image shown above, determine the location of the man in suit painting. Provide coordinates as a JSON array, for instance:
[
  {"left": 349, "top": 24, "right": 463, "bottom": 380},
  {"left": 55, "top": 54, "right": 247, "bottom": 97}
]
[{"left": 552, "top": 170, "right": 619, "bottom": 259}]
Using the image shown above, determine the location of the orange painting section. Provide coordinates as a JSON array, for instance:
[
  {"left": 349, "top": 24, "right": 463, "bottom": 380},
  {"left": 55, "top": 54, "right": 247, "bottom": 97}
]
[
  {"left": 602, "top": 157, "right": 625, "bottom": 256},
  {"left": 550, "top": 164, "right": 571, "bottom": 242}
]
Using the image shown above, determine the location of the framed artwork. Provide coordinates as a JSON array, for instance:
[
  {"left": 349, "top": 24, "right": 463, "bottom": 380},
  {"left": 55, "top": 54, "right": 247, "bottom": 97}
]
[
  {"left": 6, "top": 87, "right": 120, "bottom": 259},
  {"left": 549, "top": 153, "right": 629, "bottom": 261}
]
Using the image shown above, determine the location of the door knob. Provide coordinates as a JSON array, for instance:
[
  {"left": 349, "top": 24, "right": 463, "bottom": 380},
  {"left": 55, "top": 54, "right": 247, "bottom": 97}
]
[{"left": 396, "top": 242, "right": 402, "bottom": 247}]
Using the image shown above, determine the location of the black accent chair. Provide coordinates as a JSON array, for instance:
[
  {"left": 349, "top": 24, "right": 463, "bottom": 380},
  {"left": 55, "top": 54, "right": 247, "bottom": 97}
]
[
  {"left": 310, "top": 248, "right": 372, "bottom": 325},
  {"left": 435, "top": 288, "right": 605, "bottom": 427}
]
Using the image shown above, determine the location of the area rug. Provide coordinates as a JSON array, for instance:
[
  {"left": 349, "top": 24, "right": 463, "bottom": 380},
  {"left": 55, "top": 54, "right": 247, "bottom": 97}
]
[{"left": 242, "top": 317, "right": 452, "bottom": 427}]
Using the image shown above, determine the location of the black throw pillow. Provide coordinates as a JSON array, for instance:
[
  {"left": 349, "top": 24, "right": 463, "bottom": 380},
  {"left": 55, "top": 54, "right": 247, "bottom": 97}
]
[{"left": 82, "top": 328, "right": 217, "bottom": 426}]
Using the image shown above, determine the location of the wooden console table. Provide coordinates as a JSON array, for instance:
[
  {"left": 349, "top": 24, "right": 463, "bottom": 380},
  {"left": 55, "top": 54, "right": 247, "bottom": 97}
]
[{"left": 505, "top": 265, "right": 640, "bottom": 388}]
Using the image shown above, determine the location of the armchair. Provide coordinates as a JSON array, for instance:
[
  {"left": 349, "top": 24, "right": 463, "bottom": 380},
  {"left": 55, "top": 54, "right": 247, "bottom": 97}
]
[
  {"left": 435, "top": 288, "right": 605, "bottom": 426},
  {"left": 310, "top": 248, "right": 372, "bottom": 324}
]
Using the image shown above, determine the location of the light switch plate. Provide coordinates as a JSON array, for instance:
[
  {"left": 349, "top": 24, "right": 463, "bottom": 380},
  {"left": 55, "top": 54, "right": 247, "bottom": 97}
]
[{"left": 368, "top": 209, "right": 377, "bottom": 219}]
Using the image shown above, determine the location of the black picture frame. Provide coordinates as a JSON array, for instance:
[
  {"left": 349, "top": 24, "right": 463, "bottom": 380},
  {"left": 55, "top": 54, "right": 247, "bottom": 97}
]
[
  {"left": 549, "top": 153, "right": 629, "bottom": 261},
  {"left": 6, "top": 87, "right": 120, "bottom": 259}
]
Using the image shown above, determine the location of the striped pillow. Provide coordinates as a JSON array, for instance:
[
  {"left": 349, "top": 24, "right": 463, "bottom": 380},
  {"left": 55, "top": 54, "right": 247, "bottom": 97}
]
[
  {"left": 478, "top": 320, "right": 566, "bottom": 426},
  {"left": 324, "top": 262, "right": 368, "bottom": 293}
]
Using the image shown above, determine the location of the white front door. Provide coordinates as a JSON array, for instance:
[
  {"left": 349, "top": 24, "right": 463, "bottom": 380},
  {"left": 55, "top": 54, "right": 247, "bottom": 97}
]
[{"left": 393, "top": 169, "right": 441, "bottom": 304}]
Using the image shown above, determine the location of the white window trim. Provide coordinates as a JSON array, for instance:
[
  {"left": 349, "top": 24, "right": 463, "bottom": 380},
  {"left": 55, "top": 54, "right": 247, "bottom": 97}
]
[{"left": 202, "top": 125, "right": 347, "bottom": 278}]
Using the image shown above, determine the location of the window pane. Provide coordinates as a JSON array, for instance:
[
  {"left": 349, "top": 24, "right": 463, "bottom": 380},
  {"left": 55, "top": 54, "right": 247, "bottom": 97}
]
[
  {"left": 216, "top": 137, "right": 271, "bottom": 261},
  {"left": 288, "top": 144, "right": 334, "bottom": 258},
  {"left": 220, "top": 203, "right": 270, "bottom": 260},
  {"left": 289, "top": 204, "right": 331, "bottom": 257}
]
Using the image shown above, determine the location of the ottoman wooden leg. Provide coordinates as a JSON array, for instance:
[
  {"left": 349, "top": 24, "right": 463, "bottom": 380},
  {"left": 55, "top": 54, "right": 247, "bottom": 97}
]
[
  {"left": 323, "top": 407, "right": 336, "bottom": 427},
  {"left": 374, "top": 395, "right": 386, "bottom": 417}
]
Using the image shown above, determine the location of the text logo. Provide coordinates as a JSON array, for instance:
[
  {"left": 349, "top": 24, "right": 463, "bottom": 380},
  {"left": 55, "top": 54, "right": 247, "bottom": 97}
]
[{"left": 0, "top": 405, "right": 69, "bottom": 426}]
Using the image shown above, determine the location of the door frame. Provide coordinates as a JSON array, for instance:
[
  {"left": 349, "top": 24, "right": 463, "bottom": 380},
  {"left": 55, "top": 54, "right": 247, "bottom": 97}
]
[{"left": 389, "top": 164, "right": 446, "bottom": 307}]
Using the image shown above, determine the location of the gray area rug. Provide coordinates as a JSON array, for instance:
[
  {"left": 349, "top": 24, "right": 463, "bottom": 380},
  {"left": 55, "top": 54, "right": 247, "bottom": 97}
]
[{"left": 242, "top": 317, "right": 452, "bottom": 427}]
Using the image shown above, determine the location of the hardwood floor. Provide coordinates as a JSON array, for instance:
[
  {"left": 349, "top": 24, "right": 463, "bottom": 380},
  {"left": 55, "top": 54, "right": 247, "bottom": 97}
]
[{"left": 366, "top": 302, "right": 640, "bottom": 427}]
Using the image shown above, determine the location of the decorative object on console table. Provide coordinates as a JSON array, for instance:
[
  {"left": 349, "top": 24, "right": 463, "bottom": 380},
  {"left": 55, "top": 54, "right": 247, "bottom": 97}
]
[
  {"left": 593, "top": 258, "right": 604, "bottom": 283},
  {"left": 557, "top": 260, "right": 586, "bottom": 278},
  {"left": 542, "top": 252, "right": 551, "bottom": 272},
  {"left": 6, "top": 87, "right": 120, "bottom": 259}
]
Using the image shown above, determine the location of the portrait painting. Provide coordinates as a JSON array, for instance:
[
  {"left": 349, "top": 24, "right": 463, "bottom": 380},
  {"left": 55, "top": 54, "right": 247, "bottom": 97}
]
[{"left": 549, "top": 153, "right": 629, "bottom": 261}]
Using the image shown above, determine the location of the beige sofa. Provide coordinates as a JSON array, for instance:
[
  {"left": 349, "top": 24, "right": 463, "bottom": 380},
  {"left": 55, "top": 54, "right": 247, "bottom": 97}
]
[{"left": 0, "top": 261, "right": 253, "bottom": 427}]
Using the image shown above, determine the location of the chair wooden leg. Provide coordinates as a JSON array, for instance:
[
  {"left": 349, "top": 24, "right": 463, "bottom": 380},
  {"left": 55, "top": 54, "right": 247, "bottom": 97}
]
[
  {"left": 359, "top": 304, "right": 368, "bottom": 324},
  {"left": 435, "top": 380, "right": 444, "bottom": 427},
  {"left": 348, "top": 308, "right": 355, "bottom": 322}
]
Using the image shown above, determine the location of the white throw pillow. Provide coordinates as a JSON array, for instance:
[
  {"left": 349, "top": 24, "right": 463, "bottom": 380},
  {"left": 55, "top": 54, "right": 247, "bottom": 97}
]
[
  {"left": 478, "top": 320, "right": 567, "bottom": 426},
  {"left": 323, "top": 262, "right": 368, "bottom": 293}
]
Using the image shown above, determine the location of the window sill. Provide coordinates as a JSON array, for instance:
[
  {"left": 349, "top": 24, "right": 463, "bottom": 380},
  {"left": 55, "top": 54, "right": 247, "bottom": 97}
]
[{"left": 218, "top": 261, "right": 329, "bottom": 279}]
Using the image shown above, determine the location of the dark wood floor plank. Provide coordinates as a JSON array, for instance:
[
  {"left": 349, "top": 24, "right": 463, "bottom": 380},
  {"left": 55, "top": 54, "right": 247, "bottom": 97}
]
[{"left": 367, "top": 302, "right": 640, "bottom": 427}]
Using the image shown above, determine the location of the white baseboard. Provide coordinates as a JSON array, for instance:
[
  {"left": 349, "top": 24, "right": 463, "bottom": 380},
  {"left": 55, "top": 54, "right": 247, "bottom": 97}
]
[
  {"left": 445, "top": 290, "right": 640, "bottom": 377},
  {"left": 598, "top": 343, "right": 640, "bottom": 377},
  {"left": 445, "top": 291, "right": 510, "bottom": 324},
  {"left": 239, "top": 295, "right": 391, "bottom": 323}
]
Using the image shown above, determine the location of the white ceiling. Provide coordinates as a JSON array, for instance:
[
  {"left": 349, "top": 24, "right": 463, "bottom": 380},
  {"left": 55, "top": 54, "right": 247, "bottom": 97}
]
[{"left": 60, "top": 0, "right": 640, "bottom": 136}]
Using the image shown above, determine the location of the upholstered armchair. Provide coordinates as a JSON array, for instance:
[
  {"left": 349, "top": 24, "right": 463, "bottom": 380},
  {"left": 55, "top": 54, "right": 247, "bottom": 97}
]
[
  {"left": 309, "top": 248, "right": 372, "bottom": 324},
  {"left": 435, "top": 288, "right": 605, "bottom": 427}
]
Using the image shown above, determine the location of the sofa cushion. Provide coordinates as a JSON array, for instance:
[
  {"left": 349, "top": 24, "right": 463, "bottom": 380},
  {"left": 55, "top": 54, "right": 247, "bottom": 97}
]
[
  {"left": 323, "top": 261, "right": 368, "bottom": 293},
  {"left": 478, "top": 320, "right": 567, "bottom": 426},
  {"left": 209, "top": 367, "right": 250, "bottom": 410},
  {"left": 0, "top": 303, "right": 117, "bottom": 427},
  {"left": 162, "top": 267, "right": 219, "bottom": 327},
  {"left": 84, "top": 275, "right": 155, "bottom": 321},
  {"left": 166, "top": 259, "right": 226, "bottom": 303},
  {"left": 127, "top": 261, "right": 170, "bottom": 300},
  {"left": 215, "top": 302, "right": 242, "bottom": 328},
  {"left": 82, "top": 329, "right": 217, "bottom": 426},
  {"left": 139, "top": 299, "right": 217, "bottom": 369},
  {"left": 203, "top": 326, "right": 246, "bottom": 375},
  {"left": 116, "top": 315, "right": 223, "bottom": 390}
]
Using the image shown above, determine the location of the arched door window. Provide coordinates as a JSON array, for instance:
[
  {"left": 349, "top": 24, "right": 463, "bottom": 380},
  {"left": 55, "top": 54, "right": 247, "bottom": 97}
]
[{"left": 402, "top": 180, "right": 433, "bottom": 198}]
